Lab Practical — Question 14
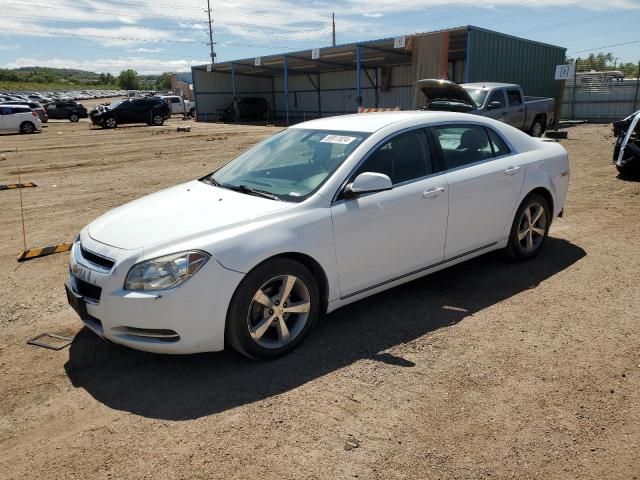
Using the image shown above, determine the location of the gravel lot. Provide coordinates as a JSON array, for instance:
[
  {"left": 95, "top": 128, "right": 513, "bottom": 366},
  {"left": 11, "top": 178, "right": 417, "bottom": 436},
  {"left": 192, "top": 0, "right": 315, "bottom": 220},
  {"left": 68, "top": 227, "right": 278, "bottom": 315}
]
[{"left": 0, "top": 110, "right": 638, "bottom": 479}]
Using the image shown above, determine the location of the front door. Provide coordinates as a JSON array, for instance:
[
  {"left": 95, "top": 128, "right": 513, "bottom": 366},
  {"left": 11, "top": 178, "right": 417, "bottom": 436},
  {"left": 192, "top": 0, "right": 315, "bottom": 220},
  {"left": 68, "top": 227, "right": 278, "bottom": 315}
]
[
  {"left": 330, "top": 128, "right": 449, "bottom": 297},
  {"left": 505, "top": 88, "right": 526, "bottom": 129},
  {"left": 430, "top": 124, "right": 526, "bottom": 259}
]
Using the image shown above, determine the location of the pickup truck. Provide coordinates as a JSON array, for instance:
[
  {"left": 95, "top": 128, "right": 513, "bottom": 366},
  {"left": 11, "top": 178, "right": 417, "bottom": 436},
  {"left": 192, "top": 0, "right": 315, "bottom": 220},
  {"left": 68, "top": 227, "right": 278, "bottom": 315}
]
[
  {"left": 417, "top": 79, "right": 555, "bottom": 137},
  {"left": 159, "top": 95, "right": 196, "bottom": 117}
]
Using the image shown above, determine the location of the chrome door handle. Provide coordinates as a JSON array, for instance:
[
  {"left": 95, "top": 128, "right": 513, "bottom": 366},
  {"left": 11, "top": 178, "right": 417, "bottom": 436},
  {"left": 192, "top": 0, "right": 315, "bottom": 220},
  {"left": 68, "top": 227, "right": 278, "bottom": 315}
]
[
  {"left": 423, "top": 187, "right": 445, "bottom": 198},
  {"left": 505, "top": 166, "right": 521, "bottom": 176}
]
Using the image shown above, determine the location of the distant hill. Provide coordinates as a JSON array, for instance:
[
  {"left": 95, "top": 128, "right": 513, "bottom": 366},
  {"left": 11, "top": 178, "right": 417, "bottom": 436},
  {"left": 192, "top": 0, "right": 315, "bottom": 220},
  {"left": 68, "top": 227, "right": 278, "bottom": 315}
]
[{"left": 0, "top": 66, "right": 164, "bottom": 91}]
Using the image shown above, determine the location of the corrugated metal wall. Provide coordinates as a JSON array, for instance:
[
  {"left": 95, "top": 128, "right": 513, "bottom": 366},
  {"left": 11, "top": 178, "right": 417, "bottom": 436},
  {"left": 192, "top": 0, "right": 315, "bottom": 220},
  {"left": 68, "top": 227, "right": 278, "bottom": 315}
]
[{"left": 467, "top": 27, "right": 566, "bottom": 99}]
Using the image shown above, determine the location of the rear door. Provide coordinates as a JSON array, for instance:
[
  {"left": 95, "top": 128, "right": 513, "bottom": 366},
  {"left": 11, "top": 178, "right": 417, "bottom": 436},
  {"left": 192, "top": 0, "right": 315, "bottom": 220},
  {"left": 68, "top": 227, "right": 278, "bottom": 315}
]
[
  {"left": 431, "top": 123, "right": 526, "bottom": 259},
  {"left": 505, "top": 88, "right": 525, "bottom": 128}
]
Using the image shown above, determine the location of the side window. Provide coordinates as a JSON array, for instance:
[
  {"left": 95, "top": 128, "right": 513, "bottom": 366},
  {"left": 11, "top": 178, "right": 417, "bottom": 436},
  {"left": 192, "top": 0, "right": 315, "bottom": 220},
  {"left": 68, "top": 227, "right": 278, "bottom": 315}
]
[
  {"left": 432, "top": 125, "right": 493, "bottom": 169},
  {"left": 506, "top": 89, "right": 522, "bottom": 106},
  {"left": 486, "top": 128, "right": 511, "bottom": 157},
  {"left": 487, "top": 90, "right": 505, "bottom": 108},
  {"left": 0, "top": 107, "right": 10, "bottom": 115},
  {"left": 354, "top": 129, "right": 432, "bottom": 185},
  {"left": 170, "top": 97, "right": 180, "bottom": 103}
]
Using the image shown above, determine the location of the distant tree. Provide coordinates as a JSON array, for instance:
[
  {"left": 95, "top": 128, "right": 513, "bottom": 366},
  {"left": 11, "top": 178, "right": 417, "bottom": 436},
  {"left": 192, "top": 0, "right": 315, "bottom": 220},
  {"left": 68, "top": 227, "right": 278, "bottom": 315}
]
[
  {"left": 619, "top": 62, "right": 640, "bottom": 77},
  {"left": 155, "top": 72, "right": 172, "bottom": 91},
  {"left": 117, "top": 69, "right": 140, "bottom": 90}
]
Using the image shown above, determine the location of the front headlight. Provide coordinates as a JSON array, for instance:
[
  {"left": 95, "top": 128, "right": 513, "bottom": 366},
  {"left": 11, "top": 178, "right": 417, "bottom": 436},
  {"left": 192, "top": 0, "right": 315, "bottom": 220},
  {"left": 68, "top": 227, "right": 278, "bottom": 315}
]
[{"left": 124, "top": 251, "right": 210, "bottom": 291}]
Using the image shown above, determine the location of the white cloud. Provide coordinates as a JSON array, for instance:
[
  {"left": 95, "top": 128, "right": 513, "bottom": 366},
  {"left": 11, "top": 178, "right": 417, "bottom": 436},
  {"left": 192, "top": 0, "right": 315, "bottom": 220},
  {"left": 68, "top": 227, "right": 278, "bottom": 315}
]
[
  {"left": 363, "top": 13, "right": 384, "bottom": 18},
  {"left": 128, "top": 47, "right": 165, "bottom": 53},
  {"left": 4, "top": 56, "right": 209, "bottom": 74}
]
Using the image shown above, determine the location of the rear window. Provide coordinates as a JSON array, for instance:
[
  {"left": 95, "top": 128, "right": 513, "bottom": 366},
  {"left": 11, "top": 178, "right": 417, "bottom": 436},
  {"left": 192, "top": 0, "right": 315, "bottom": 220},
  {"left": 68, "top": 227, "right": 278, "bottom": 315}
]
[{"left": 15, "top": 107, "right": 31, "bottom": 113}]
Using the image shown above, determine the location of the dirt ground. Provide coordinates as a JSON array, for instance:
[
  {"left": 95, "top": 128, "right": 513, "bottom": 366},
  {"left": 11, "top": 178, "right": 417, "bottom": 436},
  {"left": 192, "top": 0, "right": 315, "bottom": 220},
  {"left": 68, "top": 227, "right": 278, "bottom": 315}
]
[{"left": 0, "top": 106, "right": 638, "bottom": 479}]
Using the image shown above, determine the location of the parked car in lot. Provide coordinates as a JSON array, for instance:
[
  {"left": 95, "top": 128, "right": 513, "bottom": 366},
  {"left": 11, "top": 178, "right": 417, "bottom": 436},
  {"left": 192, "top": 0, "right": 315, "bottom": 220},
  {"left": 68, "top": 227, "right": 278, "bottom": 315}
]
[
  {"left": 612, "top": 109, "right": 640, "bottom": 176},
  {"left": 418, "top": 79, "right": 555, "bottom": 137},
  {"left": 159, "top": 95, "right": 196, "bottom": 117},
  {"left": 0, "top": 100, "right": 48, "bottom": 123},
  {"left": 89, "top": 97, "right": 171, "bottom": 128},
  {"left": 44, "top": 100, "right": 88, "bottom": 122},
  {"left": 0, "top": 105, "right": 42, "bottom": 134},
  {"left": 66, "top": 111, "right": 569, "bottom": 359},
  {"left": 220, "top": 97, "right": 270, "bottom": 122}
]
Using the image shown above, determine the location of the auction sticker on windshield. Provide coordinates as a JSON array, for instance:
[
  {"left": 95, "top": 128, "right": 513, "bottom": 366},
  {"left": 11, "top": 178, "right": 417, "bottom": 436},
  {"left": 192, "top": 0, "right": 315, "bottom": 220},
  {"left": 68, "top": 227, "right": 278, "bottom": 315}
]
[{"left": 320, "top": 135, "right": 357, "bottom": 144}]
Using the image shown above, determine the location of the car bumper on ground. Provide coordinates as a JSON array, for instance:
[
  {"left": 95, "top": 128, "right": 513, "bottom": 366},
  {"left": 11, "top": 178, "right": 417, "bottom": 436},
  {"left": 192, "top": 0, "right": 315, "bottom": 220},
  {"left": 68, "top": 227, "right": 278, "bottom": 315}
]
[{"left": 65, "top": 236, "right": 245, "bottom": 354}]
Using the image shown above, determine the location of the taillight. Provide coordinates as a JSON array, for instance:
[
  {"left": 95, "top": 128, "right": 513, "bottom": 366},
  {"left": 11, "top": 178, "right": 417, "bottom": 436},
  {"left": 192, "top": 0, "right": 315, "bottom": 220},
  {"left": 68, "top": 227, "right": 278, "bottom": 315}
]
[{"left": 32, "top": 111, "right": 37, "bottom": 117}]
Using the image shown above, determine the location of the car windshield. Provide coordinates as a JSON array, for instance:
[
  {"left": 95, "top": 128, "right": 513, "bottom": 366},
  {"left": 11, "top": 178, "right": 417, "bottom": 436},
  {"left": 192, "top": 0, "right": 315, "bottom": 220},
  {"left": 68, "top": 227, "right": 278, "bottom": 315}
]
[
  {"left": 210, "top": 128, "right": 370, "bottom": 202},
  {"left": 462, "top": 87, "right": 488, "bottom": 107},
  {"left": 109, "top": 100, "right": 125, "bottom": 109}
]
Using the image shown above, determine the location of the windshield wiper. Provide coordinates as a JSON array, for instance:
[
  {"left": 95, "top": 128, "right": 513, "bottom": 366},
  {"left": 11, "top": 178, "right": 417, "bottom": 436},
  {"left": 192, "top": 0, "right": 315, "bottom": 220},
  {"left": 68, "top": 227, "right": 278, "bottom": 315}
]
[
  {"left": 201, "top": 175, "right": 221, "bottom": 186},
  {"left": 222, "top": 184, "right": 281, "bottom": 201}
]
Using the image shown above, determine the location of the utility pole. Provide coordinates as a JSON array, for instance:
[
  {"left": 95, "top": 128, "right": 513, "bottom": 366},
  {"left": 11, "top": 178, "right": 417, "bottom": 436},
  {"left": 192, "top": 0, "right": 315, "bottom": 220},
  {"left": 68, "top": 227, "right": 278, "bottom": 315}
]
[
  {"left": 206, "top": 0, "right": 216, "bottom": 63},
  {"left": 332, "top": 12, "right": 336, "bottom": 47}
]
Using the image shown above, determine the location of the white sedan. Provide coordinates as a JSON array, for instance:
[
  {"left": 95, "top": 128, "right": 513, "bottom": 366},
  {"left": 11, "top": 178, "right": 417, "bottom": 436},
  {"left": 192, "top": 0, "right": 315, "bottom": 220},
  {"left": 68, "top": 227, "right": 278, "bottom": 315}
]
[{"left": 66, "top": 112, "right": 569, "bottom": 359}]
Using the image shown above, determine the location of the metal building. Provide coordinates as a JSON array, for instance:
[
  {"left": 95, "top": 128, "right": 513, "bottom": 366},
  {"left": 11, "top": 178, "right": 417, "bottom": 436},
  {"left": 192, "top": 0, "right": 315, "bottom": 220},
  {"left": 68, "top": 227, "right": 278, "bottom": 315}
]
[{"left": 191, "top": 25, "right": 566, "bottom": 124}]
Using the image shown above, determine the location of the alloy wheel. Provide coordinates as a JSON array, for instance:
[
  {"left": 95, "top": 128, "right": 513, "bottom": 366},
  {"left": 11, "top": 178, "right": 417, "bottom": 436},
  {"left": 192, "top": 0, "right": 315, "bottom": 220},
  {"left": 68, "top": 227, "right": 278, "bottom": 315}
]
[
  {"left": 247, "top": 275, "right": 311, "bottom": 349},
  {"left": 105, "top": 118, "right": 116, "bottom": 128},
  {"left": 21, "top": 122, "right": 34, "bottom": 133},
  {"left": 532, "top": 122, "right": 543, "bottom": 137},
  {"left": 152, "top": 114, "right": 163, "bottom": 125},
  {"left": 517, "top": 202, "right": 547, "bottom": 253}
]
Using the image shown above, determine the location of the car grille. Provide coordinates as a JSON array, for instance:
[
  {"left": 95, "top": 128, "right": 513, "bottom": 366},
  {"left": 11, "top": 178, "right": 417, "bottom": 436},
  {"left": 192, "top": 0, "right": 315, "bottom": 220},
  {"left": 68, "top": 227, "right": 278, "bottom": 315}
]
[
  {"left": 74, "top": 277, "right": 102, "bottom": 303},
  {"left": 80, "top": 245, "right": 115, "bottom": 271}
]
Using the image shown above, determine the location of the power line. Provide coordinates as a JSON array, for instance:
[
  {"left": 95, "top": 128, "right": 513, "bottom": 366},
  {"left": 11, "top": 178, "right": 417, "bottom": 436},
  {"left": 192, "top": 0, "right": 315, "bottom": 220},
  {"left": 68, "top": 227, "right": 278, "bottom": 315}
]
[{"left": 568, "top": 39, "right": 640, "bottom": 55}]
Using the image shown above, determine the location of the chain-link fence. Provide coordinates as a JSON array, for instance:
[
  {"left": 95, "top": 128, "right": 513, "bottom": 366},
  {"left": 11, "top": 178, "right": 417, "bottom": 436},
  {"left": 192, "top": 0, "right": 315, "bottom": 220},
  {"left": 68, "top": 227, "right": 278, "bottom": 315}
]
[{"left": 561, "top": 58, "right": 640, "bottom": 122}]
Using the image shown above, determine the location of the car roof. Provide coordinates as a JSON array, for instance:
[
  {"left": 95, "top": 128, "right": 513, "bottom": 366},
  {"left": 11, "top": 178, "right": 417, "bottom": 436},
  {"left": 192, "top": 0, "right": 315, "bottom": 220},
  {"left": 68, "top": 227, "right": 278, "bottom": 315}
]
[
  {"left": 289, "top": 111, "right": 499, "bottom": 133},
  {"left": 1, "top": 104, "right": 30, "bottom": 110}
]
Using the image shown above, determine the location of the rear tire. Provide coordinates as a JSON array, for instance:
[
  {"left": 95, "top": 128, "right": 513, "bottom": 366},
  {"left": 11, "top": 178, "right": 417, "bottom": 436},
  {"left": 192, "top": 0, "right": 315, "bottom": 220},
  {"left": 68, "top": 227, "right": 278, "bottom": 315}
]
[
  {"left": 69, "top": 113, "right": 79, "bottom": 122},
  {"left": 226, "top": 258, "right": 320, "bottom": 360},
  {"left": 530, "top": 117, "right": 545, "bottom": 137},
  {"left": 506, "top": 193, "right": 551, "bottom": 260},
  {"left": 20, "top": 121, "right": 35, "bottom": 134}
]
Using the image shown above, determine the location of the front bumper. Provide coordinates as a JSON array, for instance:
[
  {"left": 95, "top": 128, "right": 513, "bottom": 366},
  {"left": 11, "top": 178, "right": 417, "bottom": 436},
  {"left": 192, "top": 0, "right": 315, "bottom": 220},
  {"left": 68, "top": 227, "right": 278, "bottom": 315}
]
[{"left": 65, "top": 234, "right": 245, "bottom": 354}]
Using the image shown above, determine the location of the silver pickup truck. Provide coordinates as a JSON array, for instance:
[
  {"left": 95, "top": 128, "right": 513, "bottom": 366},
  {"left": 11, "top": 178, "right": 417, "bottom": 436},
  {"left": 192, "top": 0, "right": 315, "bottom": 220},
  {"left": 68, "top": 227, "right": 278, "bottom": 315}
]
[{"left": 417, "top": 79, "right": 555, "bottom": 137}]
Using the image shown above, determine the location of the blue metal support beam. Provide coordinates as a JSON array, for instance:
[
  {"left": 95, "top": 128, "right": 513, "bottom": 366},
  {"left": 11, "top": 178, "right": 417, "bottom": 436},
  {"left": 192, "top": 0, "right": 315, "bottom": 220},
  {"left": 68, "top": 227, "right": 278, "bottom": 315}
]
[
  {"left": 284, "top": 56, "right": 290, "bottom": 126},
  {"left": 355, "top": 45, "right": 362, "bottom": 109},
  {"left": 231, "top": 62, "right": 238, "bottom": 122}
]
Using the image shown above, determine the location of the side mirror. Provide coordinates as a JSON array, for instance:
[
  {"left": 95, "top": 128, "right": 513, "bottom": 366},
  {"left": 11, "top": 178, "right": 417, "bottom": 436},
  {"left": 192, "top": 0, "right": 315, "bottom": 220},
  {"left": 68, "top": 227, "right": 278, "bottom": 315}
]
[
  {"left": 487, "top": 101, "right": 503, "bottom": 110},
  {"left": 343, "top": 172, "right": 392, "bottom": 198}
]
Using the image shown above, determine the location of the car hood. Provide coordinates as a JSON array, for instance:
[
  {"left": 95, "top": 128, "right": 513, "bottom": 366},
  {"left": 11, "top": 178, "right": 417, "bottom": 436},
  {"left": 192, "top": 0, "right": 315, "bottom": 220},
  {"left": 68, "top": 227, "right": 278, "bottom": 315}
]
[
  {"left": 416, "top": 79, "right": 476, "bottom": 107},
  {"left": 88, "top": 180, "right": 291, "bottom": 250}
]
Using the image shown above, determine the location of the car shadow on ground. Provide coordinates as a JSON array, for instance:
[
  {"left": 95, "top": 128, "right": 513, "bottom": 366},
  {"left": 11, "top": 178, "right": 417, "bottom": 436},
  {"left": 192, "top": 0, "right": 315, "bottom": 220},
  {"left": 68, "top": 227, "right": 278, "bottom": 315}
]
[{"left": 64, "top": 237, "right": 586, "bottom": 420}]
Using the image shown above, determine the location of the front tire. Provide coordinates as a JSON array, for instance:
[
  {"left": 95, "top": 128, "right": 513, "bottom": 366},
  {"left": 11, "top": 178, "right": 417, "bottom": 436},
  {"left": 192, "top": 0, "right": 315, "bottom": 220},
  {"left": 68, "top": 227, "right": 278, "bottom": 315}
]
[
  {"left": 103, "top": 117, "right": 117, "bottom": 129},
  {"left": 226, "top": 258, "right": 320, "bottom": 360},
  {"left": 151, "top": 112, "right": 164, "bottom": 126},
  {"left": 69, "top": 113, "right": 79, "bottom": 122},
  {"left": 20, "top": 121, "right": 35, "bottom": 134},
  {"left": 506, "top": 193, "right": 551, "bottom": 260}
]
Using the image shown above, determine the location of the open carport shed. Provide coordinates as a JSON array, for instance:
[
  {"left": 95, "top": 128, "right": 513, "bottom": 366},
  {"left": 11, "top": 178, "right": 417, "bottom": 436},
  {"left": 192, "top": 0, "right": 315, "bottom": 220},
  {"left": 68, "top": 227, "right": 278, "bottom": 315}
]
[{"left": 191, "top": 25, "right": 565, "bottom": 124}]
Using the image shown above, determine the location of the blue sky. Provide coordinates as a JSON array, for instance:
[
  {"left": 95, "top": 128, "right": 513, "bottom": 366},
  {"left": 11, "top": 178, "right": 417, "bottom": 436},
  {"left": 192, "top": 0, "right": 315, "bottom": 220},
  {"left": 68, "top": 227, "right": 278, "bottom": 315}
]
[{"left": 1, "top": 0, "right": 639, "bottom": 74}]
